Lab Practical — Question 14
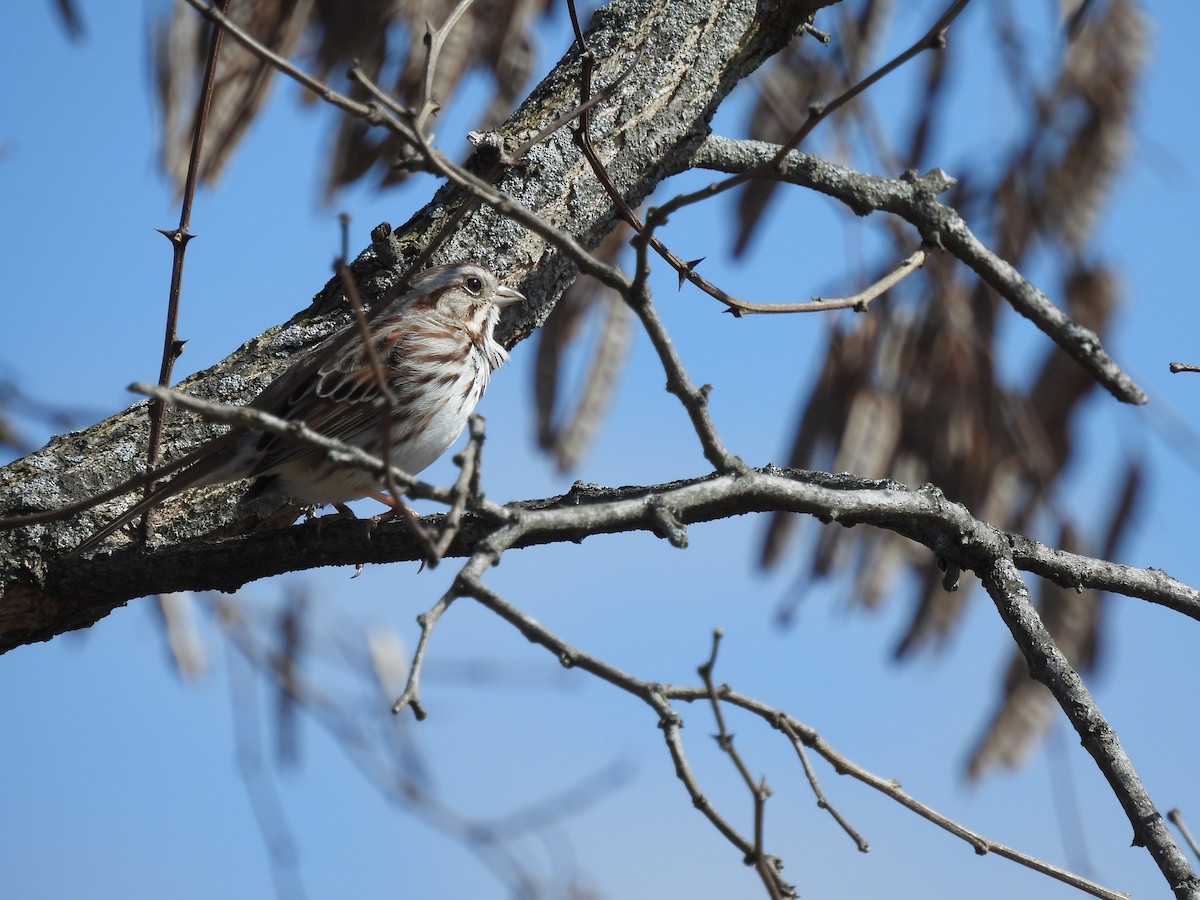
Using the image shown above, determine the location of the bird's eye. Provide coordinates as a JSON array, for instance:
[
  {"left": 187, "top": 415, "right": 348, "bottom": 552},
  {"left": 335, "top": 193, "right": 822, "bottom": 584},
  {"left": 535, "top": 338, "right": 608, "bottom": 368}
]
[{"left": 464, "top": 275, "right": 484, "bottom": 295}]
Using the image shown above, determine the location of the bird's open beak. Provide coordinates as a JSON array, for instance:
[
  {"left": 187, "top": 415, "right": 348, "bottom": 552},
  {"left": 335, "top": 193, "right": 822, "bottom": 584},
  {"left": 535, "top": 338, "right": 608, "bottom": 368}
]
[{"left": 494, "top": 285, "right": 525, "bottom": 308}]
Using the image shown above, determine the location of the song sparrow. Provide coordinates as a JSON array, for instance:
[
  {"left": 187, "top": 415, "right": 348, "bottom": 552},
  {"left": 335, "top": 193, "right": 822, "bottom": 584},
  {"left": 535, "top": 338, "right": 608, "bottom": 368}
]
[{"left": 1, "top": 263, "right": 524, "bottom": 552}]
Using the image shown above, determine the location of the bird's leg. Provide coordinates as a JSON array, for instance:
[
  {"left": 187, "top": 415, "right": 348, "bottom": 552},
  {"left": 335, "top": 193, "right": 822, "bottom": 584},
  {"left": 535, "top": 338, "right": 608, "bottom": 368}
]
[{"left": 362, "top": 488, "right": 439, "bottom": 568}]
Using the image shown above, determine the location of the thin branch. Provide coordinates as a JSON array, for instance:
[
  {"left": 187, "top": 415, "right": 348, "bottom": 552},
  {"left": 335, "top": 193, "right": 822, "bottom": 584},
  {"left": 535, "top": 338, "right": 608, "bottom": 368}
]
[
  {"left": 181, "top": 0, "right": 410, "bottom": 137},
  {"left": 698, "top": 629, "right": 783, "bottom": 900},
  {"left": 723, "top": 247, "right": 929, "bottom": 315},
  {"left": 562, "top": 2, "right": 915, "bottom": 326},
  {"left": 171, "top": 0, "right": 633, "bottom": 337},
  {"left": 121, "top": 382, "right": 505, "bottom": 581},
  {"left": 432, "top": 414, "right": 487, "bottom": 562},
  {"left": 625, "top": 260, "right": 740, "bottom": 472},
  {"left": 777, "top": 717, "right": 869, "bottom": 852},
  {"left": 128, "top": 382, "right": 427, "bottom": 498},
  {"left": 391, "top": 588, "right": 457, "bottom": 719},
  {"left": 143, "top": 0, "right": 232, "bottom": 540},
  {"left": 505, "top": 43, "right": 646, "bottom": 164},
  {"left": 671, "top": 685, "right": 1128, "bottom": 900},
  {"left": 564, "top": 0, "right": 765, "bottom": 315},
  {"left": 337, "top": 263, "right": 403, "bottom": 510},
  {"left": 334, "top": 265, "right": 439, "bottom": 563},
  {"left": 451, "top": 571, "right": 1122, "bottom": 900},
  {"left": 455, "top": 570, "right": 794, "bottom": 898},
  {"left": 415, "top": 0, "right": 477, "bottom": 137}
]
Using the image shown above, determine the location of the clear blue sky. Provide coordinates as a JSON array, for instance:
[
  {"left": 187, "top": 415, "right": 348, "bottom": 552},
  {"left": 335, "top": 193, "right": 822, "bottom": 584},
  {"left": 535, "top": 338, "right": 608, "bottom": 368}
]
[{"left": 2, "top": 2, "right": 1199, "bottom": 898}]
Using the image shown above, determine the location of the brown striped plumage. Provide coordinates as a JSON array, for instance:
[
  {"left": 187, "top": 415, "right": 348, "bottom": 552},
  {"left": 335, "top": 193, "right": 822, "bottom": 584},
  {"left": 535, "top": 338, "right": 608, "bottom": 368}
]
[{"left": 23, "top": 264, "right": 523, "bottom": 553}]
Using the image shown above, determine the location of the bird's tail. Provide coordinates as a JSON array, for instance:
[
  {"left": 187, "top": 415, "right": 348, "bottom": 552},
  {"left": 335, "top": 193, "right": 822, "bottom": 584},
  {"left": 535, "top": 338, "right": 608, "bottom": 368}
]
[
  {"left": 0, "top": 435, "right": 238, "bottom": 553},
  {"left": 70, "top": 452, "right": 232, "bottom": 555}
]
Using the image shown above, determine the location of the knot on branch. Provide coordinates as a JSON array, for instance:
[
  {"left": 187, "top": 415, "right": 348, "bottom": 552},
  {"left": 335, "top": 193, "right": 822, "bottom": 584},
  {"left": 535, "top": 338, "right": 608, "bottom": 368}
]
[{"left": 648, "top": 498, "right": 688, "bottom": 548}]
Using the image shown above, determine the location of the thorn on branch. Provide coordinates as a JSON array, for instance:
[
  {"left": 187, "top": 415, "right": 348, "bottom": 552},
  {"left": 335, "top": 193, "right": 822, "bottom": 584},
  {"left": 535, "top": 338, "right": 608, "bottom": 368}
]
[
  {"left": 678, "top": 258, "right": 705, "bottom": 289},
  {"left": 156, "top": 227, "right": 195, "bottom": 246}
]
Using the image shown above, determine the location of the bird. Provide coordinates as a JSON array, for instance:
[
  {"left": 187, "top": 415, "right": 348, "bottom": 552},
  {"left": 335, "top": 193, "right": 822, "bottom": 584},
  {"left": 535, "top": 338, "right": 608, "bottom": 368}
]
[{"left": 0, "top": 263, "right": 525, "bottom": 553}]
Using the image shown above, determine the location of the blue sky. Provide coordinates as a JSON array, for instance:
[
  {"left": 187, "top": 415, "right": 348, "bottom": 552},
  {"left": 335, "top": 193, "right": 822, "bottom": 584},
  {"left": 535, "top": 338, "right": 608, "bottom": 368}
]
[{"left": 2, "top": 2, "right": 1200, "bottom": 898}]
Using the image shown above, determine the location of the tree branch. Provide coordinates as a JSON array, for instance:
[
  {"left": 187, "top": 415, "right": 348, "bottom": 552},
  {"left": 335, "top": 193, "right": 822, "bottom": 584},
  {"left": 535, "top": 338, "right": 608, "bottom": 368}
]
[
  {"left": 450, "top": 571, "right": 1126, "bottom": 900},
  {"left": 8, "top": 466, "right": 1197, "bottom": 651},
  {"left": 980, "top": 557, "right": 1200, "bottom": 899},
  {"left": 686, "top": 134, "right": 1147, "bottom": 405}
]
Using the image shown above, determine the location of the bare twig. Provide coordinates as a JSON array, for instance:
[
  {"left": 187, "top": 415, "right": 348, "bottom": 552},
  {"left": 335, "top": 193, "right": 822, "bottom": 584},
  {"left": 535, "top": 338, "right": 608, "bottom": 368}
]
[
  {"left": 178, "top": 0, "right": 632, "bottom": 303},
  {"left": 698, "top": 629, "right": 783, "bottom": 900},
  {"left": 563, "top": 0, "right": 890, "bottom": 324},
  {"left": 564, "top": 0, "right": 764, "bottom": 314},
  {"left": 142, "top": 0, "right": 232, "bottom": 541},
  {"left": 505, "top": 43, "right": 646, "bottom": 163},
  {"left": 337, "top": 211, "right": 350, "bottom": 264},
  {"left": 777, "top": 717, "right": 869, "bottom": 852},
  {"left": 432, "top": 414, "right": 487, "bottom": 561},
  {"left": 449, "top": 566, "right": 1123, "bottom": 900},
  {"left": 337, "top": 263, "right": 403, "bottom": 509},
  {"left": 681, "top": 685, "right": 1128, "bottom": 900},
  {"left": 181, "top": 0, "right": 418, "bottom": 140},
  {"left": 1169, "top": 363, "right": 1200, "bottom": 374},
  {"left": 414, "top": 0, "right": 477, "bottom": 137},
  {"left": 724, "top": 247, "right": 929, "bottom": 315},
  {"left": 391, "top": 587, "right": 457, "bottom": 719},
  {"left": 0, "top": 437, "right": 224, "bottom": 530},
  {"left": 334, "top": 264, "right": 439, "bottom": 564},
  {"left": 626, "top": 252, "right": 740, "bottom": 471},
  {"left": 454, "top": 565, "right": 795, "bottom": 898}
]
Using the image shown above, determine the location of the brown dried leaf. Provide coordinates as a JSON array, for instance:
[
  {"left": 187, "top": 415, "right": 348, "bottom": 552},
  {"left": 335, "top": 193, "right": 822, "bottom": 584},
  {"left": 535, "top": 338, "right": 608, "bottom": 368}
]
[
  {"left": 533, "top": 226, "right": 631, "bottom": 471},
  {"left": 1044, "top": 0, "right": 1144, "bottom": 247},
  {"left": 155, "top": 0, "right": 312, "bottom": 192},
  {"left": 52, "top": 0, "right": 85, "bottom": 40},
  {"left": 153, "top": 0, "right": 551, "bottom": 196},
  {"left": 323, "top": 0, "right": 552, "bottom": 193}
]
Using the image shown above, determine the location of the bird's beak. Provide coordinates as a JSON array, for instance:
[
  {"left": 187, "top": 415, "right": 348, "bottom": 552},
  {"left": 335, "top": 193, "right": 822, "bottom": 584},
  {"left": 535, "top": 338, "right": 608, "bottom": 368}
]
[{"left": 494, "top": 285, "right": 526, "bottom": 308}]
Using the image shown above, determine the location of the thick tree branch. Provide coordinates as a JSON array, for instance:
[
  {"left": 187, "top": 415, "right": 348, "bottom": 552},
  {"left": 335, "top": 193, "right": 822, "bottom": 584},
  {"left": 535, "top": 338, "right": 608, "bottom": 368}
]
[{"left": 7, "top": 466, "right": 1196, "bottom": 652}]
